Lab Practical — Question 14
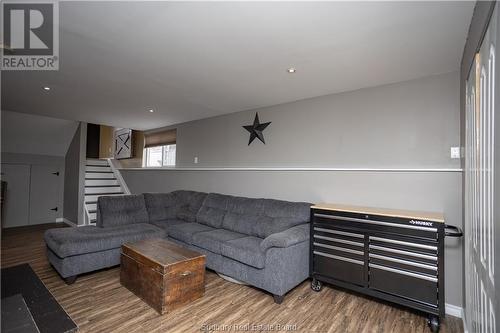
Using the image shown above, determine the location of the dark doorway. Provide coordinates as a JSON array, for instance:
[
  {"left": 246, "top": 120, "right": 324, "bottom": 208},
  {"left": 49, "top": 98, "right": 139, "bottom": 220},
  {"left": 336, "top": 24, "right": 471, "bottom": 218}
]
[{"left": 86, "top": 123, "right": 100, "bottom": 159}]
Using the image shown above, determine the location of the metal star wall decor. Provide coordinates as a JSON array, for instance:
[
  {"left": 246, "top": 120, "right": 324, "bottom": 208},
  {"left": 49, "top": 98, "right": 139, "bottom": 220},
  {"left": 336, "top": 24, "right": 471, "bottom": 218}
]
[{"left": 243, "top": 113, "right": 271, "bottom": 145}]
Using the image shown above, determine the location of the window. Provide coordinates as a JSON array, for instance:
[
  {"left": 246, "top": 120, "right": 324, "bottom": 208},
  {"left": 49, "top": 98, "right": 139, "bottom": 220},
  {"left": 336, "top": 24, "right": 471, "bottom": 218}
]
[
  {"left": 143, "top": 144, "right": 176, "bottom": 167},
  {"left": 142, "top": 128, "right": 176, "bottom": 167}
]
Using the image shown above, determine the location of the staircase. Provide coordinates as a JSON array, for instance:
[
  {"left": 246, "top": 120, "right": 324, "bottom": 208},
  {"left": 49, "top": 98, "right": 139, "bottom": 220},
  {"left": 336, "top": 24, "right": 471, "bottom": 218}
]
[{"left": 84, "top": 159, "right": 128, "bottom": 225}]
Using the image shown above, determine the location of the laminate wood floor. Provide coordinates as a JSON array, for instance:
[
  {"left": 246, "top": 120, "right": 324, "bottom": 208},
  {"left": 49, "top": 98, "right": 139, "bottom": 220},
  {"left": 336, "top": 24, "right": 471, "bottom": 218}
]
[{"left": 1, "top": 224, "right": 463, "bottom": 333}]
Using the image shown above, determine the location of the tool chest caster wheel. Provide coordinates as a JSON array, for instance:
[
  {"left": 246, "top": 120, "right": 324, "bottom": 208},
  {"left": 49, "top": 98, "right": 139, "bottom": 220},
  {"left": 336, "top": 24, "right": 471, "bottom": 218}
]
[
  {"left": 311, "top": 278, "right": 323, "bottom": 292},
  {"left": 427, "top": 315, "right": 440, "bottom": 333}
]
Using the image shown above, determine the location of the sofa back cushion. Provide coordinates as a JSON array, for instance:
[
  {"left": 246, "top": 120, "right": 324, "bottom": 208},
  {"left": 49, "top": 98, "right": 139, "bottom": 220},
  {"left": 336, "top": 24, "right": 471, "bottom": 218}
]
[
  {"left": 221, "top": 195, "right": 311, "bottom": 238},
  {"left": 221, "top": 197, "right": 265, "bottom": 235},
  {"left": 257, "top": 199, "right": 311, "bottom": 237},
  {"left": 144, "top": 191, "right": 207, "bottom": 223},
  {"left": 172, "top": 190, "right": 207, "bottom": 222},
  {"left": 143, "top": 192, "right": 178, "bottom": 222},
  {"left": 196, "top": 193, "right": 231, "bottom": 228},
  {"left": 97, "top": 194, "right": 149, "bottom": 227}
]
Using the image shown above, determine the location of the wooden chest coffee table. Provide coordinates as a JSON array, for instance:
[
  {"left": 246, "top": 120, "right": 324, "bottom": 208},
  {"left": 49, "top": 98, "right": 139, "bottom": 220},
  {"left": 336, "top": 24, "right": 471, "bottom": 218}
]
[{"left": 120, "top": 238, "right": 206, "bottom": 314}]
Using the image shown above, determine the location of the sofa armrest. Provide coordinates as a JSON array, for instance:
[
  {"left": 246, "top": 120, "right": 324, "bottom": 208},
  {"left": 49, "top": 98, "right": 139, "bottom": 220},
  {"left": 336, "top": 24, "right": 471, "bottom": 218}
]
[{"left": 260, "top": 224, "right": 310, "bottom": 251}]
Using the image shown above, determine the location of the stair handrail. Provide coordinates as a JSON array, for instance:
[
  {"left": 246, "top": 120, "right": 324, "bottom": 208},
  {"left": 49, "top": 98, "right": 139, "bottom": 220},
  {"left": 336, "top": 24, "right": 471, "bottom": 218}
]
[
  {"left": 107, "top": 158, "right": 131, "bottom": 195},
  {"left": 84, "top": 200, "right": 91, "bottom": 225}
]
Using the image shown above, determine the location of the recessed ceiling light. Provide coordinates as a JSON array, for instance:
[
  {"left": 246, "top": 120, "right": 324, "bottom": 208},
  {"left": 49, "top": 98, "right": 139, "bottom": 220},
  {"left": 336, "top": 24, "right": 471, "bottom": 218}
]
[
  {"left": 286, "top": 67, "right": 296, "bottom": 73},
  {"left": 148, "top": 109, "right": 154, "bottom": 113},
  {"left": 43, "top": 86, "right": 51, "bottom": 91}
]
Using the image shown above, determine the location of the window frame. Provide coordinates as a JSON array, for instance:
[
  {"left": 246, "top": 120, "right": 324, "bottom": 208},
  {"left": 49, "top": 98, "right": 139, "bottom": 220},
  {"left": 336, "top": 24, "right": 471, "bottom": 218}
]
[{"left": 142, "top": 144, "right": 176, "bottom": 168}]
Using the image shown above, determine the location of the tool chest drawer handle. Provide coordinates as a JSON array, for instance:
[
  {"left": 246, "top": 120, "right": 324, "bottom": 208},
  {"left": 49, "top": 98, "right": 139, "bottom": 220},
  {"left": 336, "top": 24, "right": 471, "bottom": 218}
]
[
  {"left": 314, "top": 213, "right": 437, "bottom": 232},
  {"left": 313, "top": 234, "right": 364, "bottom": 247},
  {"left": 313, "top": 227, "right": 364, "bottom": 239},
  {"left": 314, "top": 242, "right": 364, "bottom": 255},
  {"left": 369, "top": 264, "right": 438, "bottom": 283},
  {"left": 369, "top": 245, "right": 437, "bottom": 261},
  {"left": 369, "top": 253, "right": 437, "bottom": 271},
  {"left": 314, "top": 251, "right": 364, "bottom": 265},
  {"left": 369, "top": 236, "right": 437, "bottom": 251},
  {"left": 444, "top": 224, "right": 464, "bottom": 237}
]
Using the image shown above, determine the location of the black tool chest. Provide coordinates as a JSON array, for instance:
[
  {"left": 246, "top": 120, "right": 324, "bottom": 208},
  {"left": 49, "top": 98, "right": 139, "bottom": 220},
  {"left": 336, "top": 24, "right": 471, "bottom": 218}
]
[{"left": 309, "top": 204, "right": 462, "bottom": 333}]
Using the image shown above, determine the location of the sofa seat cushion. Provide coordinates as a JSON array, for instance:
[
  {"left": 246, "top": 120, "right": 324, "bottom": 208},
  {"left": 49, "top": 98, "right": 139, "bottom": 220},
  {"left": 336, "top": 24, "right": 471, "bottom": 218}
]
[
  {"left": 191, "top": 229, "right": 247, "bottom": 254},
  {"left": 167, "top": 223, "right": 215, "bottom": 244},
  {"left": 220, "top": 236, "right": 266, "bottom": 269},
  {"left": 44, "top": 224, "right": 165, "bottom": 258},
  {"left": 149, "top": 219, "right": 187, "bottom": 230}
]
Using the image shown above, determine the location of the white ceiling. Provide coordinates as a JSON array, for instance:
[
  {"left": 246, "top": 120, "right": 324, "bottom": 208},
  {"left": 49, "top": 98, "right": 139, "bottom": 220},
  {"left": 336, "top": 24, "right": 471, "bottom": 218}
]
[
  {"left": 2, "top": 1, "right": 474, "bottom": 130},
  {"left": 1, "top": 110, "right": 78, "bottom": 156}
]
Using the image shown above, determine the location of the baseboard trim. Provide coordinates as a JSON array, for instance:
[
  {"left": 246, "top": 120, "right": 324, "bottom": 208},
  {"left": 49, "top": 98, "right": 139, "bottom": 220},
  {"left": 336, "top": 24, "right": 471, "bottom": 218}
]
[
  {"left": 61, "top": 218, "right": 77, "bottom": 227},
  {"left": 55, "top": 218, "right": 64, "bottom": 223},
  {"left": 445, "top": 303, "right": 463, "bottom": 318}
]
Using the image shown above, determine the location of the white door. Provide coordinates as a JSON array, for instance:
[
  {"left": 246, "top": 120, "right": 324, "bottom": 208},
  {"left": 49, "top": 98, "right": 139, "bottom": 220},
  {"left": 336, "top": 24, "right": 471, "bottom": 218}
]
[
  {"left": 29, "top": 165, "right": 61, "bottom": 225},
  {"left": 1, "top": 164, "right": 30, "bottom": 228},
  {"left": 464, "top": 4, "right": 497, "bottom": 332}
]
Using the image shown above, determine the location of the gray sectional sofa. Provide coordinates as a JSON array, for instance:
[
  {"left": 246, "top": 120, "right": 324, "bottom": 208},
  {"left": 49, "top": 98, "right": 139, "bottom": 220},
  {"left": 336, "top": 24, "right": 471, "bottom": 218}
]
[{"left": 45, "top": 191, "right": 311, "bottom": 302}]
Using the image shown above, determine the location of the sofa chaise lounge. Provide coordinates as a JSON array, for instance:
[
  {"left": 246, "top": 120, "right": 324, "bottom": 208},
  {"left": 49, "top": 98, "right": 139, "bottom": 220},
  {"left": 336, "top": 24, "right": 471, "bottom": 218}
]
[{"left": 45, "top": 191, "right": 311, "bottom": 303}]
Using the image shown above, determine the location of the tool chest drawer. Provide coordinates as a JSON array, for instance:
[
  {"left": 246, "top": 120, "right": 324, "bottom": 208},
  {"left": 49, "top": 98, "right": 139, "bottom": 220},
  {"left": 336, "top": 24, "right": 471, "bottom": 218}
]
[
  {"left": 368, "top": 236, "right": 438, "bottom": 275},
  {"left": 313, "top": 250, "right": 365, "bottom": 286},
  {"left": 368, "top": 263, "right": 438, "bottom": 306},
  {"left": 312, "top": 225, "right": 366, "bottom": 285}
]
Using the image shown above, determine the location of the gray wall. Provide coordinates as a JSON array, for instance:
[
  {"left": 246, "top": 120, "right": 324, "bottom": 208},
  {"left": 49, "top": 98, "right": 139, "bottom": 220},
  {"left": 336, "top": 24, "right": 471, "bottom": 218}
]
[
  {"left": 63, "top": 123, "right": 86, "bottom": 225},
  {"left": 121, "top": 72, "right": 463, "bottom": 307},
  {"left": 1, "top": 110, "right": 78, "bottom": 156},
  {"left": 1, "top": 110, "right": 80, "bottom": 223},
  {"left": 1, "top": 152, "right": 65, "bottom": 167},
  {"left": 166, "top": 71, "right": 460, "bottom": 169}
]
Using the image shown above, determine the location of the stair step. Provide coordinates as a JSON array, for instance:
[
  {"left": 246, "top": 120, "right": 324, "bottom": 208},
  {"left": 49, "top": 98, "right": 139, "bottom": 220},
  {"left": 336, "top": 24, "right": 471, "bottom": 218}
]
[
  {"left": 85, "top": 191, "right": 124, "bottom": 198},
  {"left": 88, "top": 212, "right": 96, "bottom": 220},
  {"left": 85, "top": 183, "right": 120, "bottom": 187},
  {"left": 85, "top": 179, "right": 120, "bottom": 186},
  {"left": 85, "top": 172, "right": 116, "bottom": 179},
  {"left": 86, "top": 159, "right": 109, "bottom": 166},
  {"left": 86, "top": 203, "right": 97, "bottom": 211},
  {"left": 84, "top": 193, "right": 125, "bottom": 203},
  {"left": 86, "top": 166, "right": 112, "bottom": 172},
  {"left": 85, "top": 186, "right": 122, "bottom": 194}
]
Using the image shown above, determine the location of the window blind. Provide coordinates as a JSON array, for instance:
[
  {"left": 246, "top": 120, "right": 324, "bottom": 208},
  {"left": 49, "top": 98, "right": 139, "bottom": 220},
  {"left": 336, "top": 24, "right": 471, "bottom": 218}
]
[{"left": 144, "top": 129, "right": 176, "bottom": 148}]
